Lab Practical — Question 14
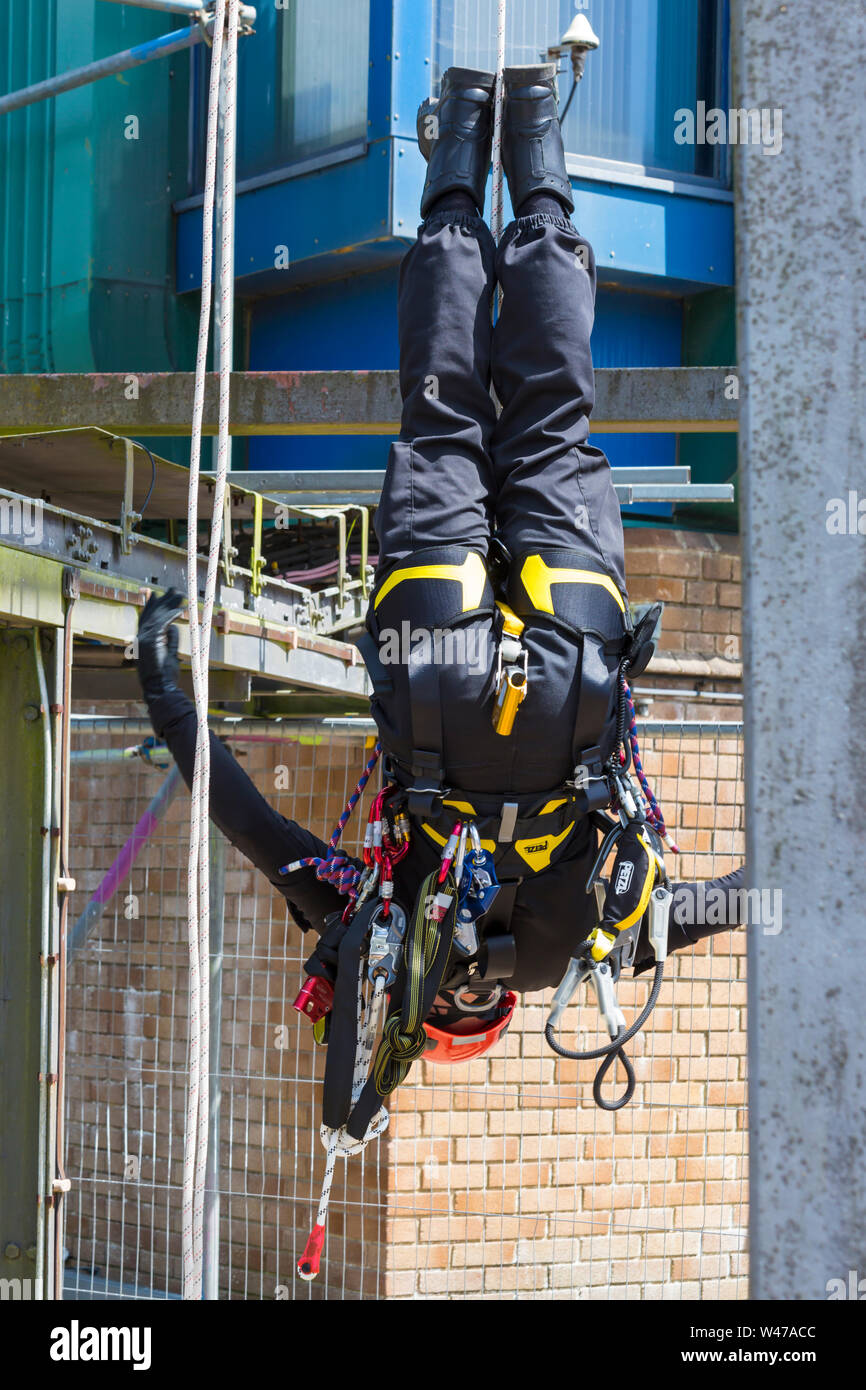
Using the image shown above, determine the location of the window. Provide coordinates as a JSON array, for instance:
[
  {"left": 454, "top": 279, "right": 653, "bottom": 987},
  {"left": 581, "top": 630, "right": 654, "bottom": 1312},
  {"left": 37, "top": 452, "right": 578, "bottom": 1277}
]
[
  {"left": 275, "top": 0, "right": 371, "bottom": 165},
  {"left": 192, "top": 0, "right": 371, "bottom": 189},
  {"left": 433, "top": 0, "right": 729, "bottom": 185}
]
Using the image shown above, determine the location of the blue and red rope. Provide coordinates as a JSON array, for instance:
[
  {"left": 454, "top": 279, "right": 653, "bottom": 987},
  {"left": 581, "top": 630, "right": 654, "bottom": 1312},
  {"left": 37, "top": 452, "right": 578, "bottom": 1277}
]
[
  {"left": 279, "top": 742, "right": 383, "bottom": 900},
  {"left": 621, "top": 679, "right": 679, "bottom": 853}
]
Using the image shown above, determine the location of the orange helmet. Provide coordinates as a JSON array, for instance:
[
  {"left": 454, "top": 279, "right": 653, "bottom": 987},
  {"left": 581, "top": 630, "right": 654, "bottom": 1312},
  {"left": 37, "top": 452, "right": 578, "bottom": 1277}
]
[{"left": 423, "top": 991, "right": 517, "bottom": 1064}]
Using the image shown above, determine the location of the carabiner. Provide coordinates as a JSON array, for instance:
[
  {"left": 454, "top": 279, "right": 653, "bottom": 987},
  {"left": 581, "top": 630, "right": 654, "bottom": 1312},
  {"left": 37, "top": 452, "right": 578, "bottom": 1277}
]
[
  {"left": 453, "top": 981, "right": 503, "bottom": 1014},
  {"left": 588, "top": 960, "right": 627, "bottom": 1040},
  {"left": 454, "top": 822, "right": 469, "bottom": 887},
  {"left": 648, "top": 884, "right": 671, "bottom": 962},
  {"left": 547, "top": 954, "right": 592, "bottom": 1029}
]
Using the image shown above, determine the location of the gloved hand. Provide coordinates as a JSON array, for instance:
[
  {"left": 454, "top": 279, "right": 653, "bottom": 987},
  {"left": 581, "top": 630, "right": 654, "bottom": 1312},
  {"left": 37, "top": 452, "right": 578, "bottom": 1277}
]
[
  {"left": 632, "top": 865, "right": 748, "bottom": 975},
  {"left": 136, "top": 587, "right": 185, "bottom": 702}
]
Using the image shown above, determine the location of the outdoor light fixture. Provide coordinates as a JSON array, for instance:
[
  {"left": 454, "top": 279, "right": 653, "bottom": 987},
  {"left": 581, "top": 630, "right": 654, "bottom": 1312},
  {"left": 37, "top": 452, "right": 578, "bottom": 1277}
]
[
  {"left": 547, "top": 13, "right": 600, "bottom": 120},
  {"left": 548, "top": 14, "right": 600, "bottom": 82}
]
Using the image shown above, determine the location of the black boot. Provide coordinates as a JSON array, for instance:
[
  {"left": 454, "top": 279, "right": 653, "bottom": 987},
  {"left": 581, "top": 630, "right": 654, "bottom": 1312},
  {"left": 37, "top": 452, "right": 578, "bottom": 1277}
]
[
  {"left": 417, "top": 66, "right": 495, "bottom": 219},
  {"left": 502, "top": 63, "right": 574, "bottom": 215}
]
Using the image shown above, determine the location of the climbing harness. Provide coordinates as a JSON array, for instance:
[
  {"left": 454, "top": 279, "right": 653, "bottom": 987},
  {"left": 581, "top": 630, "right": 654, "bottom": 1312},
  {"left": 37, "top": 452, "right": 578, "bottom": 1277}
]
[{"left": 290, "top": 632, "right": 676, "bottom": 1280}]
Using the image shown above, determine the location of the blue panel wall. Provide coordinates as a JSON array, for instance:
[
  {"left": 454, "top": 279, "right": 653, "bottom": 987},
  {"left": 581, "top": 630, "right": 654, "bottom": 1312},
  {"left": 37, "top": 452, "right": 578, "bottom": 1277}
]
[
  {"left": 177, "top": 2, "right": 734, "bottom": 296},
  {"left": 592, "top": 289, "right": 682, "bottom": 519},
  {"left": 189, "top": 0, "right": 372, "bottom": 189},
  {"left": 176, "top": 0, "right": 733, "bottom": 526},
  {"left": 248, "top": 266, "right": 400, "bottom": 472},
  {"left": 248, "top": 270, "right": 684, "bottom": 492}
]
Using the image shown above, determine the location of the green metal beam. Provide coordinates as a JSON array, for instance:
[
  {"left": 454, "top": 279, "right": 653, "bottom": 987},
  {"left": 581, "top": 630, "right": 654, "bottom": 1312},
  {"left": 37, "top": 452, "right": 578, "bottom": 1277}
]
[
  {"left": 0, "top": 368, "right": 739, "bottom": 437},
  {"left": 0, "top": 548, "right": 370, "bottom": 701},
  {"left": 0, "top": 628, "right": 56, "bottom": 1300}
]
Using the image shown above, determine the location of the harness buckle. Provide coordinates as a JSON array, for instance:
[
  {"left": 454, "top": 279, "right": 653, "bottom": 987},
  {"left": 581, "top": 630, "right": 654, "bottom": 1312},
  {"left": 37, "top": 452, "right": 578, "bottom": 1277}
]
[
  {"left": 568, "top": 745, "right": 611, "bottom": 810},
  {"left": 405, "top": 748, "right": 449, "bottom": 818}
]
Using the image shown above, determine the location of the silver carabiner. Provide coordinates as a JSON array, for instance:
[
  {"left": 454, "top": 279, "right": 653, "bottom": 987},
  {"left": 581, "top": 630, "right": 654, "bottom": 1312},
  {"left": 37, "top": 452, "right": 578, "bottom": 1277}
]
[
  {"left": 453, "top": 982, "right": 503, "bottom": 1013},
  {"left": 648, "top": 884, "right": 671, "bottom": 962},
  {"left": 588, "top": 960, "right": 627, "bottom": 1040},
  {"left": 547, "top": 954, "right": 592, "bottom": 1029},
  {"left": 454, "top": 822, "right": 469, "bottom": 886}
]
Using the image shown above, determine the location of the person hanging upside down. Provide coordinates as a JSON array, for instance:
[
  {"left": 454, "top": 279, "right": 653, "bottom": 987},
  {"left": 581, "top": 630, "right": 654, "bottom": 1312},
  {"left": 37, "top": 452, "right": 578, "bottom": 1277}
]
[{"left": 136, "top": 66, "right": 745, "bottom": 1115}]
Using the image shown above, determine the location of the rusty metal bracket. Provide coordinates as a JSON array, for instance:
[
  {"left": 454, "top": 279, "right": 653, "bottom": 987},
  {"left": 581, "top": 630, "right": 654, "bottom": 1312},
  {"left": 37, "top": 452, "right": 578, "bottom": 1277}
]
[
  {"left": 119, "top": 438, "right": 142, "bottom": 555},
  {"left": 221, "top": 485, "right": 236, "bottom": 585},
  {"left": 62, "top": 568, "right": 81, "bottom": 601}
]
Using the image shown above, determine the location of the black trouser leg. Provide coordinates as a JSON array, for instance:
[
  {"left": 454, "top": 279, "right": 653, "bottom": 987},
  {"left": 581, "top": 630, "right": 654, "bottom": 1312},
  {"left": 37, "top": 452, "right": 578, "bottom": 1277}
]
[
  {"left": 368, "top": 211, "right": 628, "bottom": 796},
  {"left": 374, "top": 210, "right": 497, "bottom": 572},
  {"left": 490, "top": 212, "right": 626, "bottom": 592}
]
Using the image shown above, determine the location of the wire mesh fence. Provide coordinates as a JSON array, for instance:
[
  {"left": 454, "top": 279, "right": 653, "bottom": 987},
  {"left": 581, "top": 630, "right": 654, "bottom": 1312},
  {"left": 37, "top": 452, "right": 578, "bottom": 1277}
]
[{"left": 63, "top": 714, "right": 746, "bottom": 1301}]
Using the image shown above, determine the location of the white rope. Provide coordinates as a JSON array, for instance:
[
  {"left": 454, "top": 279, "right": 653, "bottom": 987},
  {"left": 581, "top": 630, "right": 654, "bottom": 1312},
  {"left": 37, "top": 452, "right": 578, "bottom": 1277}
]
[
  {"left": 194, "top": 0, "right": 238, "bottom": 1290},
  {"left": 489, "top": 0, "right": 507, "bottom": 247},
  {"left": 183, "top": 0, "right": 239, "bottom": 1302},
  {"left": 299, "top": 968, "right": 389, "bottom": 1281}
]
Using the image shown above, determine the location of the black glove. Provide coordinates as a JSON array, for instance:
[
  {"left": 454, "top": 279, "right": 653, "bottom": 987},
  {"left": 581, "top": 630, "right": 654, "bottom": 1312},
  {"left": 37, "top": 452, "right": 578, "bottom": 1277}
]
[
  {"left": 632, "top": 865, "right": 748, "bottom": 975},
  {"left": 136, "top": 587, "right": 185, "bottom": 702}
]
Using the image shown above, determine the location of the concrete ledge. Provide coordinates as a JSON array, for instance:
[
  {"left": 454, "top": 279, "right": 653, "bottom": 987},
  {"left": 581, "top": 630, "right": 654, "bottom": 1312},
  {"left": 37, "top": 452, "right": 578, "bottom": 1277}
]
[
  {"left": 648, "top": 654, "right": 743, "bottom": 681},
  {"left": 0, "top": 368, "right": 739, "bottom": 437}
]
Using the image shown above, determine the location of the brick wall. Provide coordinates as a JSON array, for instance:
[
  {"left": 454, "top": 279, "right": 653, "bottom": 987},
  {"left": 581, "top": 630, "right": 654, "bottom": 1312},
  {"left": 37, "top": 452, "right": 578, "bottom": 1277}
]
[
  {"left": 64, "top": 732, "right": 746, "bottom": 1297},
  {"left": 624, "top": 528, "right": 742, "bottom": 724}
]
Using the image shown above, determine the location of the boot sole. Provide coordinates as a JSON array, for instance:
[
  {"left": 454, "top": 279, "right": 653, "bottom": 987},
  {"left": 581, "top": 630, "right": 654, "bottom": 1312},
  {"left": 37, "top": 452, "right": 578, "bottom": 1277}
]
[
  {"left": 504, "top": 63, "right": 558, "bottom": 89},
  {"left": 442, "top": 65, "right": 496, "bottom": 89}
]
